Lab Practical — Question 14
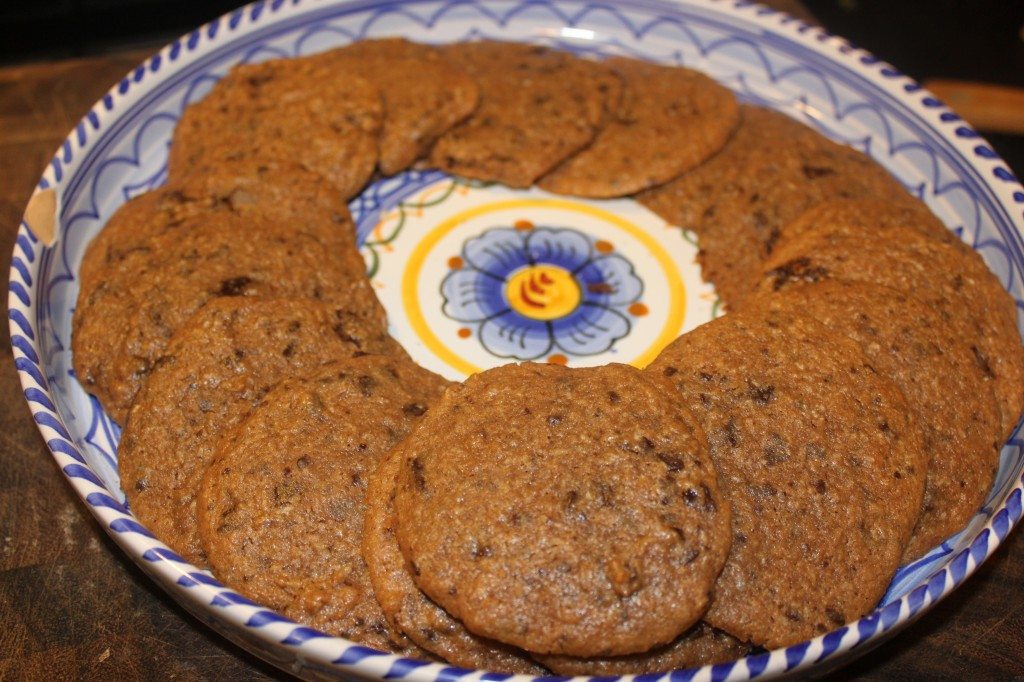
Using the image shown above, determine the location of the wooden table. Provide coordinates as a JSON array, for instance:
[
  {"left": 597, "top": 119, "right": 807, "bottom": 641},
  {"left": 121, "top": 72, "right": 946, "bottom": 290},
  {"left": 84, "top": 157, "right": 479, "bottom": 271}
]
[{"left": 1, "top": 15, "right": 1023, "bottom": 682}]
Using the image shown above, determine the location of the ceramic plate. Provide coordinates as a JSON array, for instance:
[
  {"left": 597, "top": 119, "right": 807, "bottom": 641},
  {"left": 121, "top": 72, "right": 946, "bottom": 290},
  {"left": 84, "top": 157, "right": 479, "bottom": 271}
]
[{"left": 10, "top": 0, "right": 1024, "bottom": 679}]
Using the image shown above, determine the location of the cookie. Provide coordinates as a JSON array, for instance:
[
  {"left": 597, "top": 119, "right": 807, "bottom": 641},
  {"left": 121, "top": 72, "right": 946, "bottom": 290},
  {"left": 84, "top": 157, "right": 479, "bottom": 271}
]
[
  {"left": 639, "top": 106, "right": 922, "bottom": 308},
  {"left": 78, "top": 160, "right": 358, "bottom": 291},
  {"left": 168, "top": 55, "right": 382, "bottom": 200},
  {"left": 176, "top": 158, "right": 362, "bottom": 234},
  {"left": 758, "top": 222, "right": 1024, "bottom": 440},
  {"left": 325, "top": 38, "right": 480, "bottom": 175},
  {"left": 647, "top": 307, "right": 927, "bottom": 648},
  {"left": 753, "top": 281, "right": 1002, "bottom": 560},
  {"left": 118, "top": 297, "right": 402, "bottom": 565},
  {"left": 362, "top": 446, "right": 545, "bottom": 674},
  {"left": 430, "top": 41, "right": 617, "bottom": 188},
  {"left": 391, "top": 363, "right": 730, "bottom": 657},
  {"left": 536, "top": 623, "right": 748, "bottom": 675},
  {"left": 72, "top": 187, "right": 382, "bottom": 424},
  {"left": 538, "top": 56, "right": 738, "bottom": 197},
  {"left": 769, "top": 196, "right": 952, "bottom": 257},
  {"left": 635, "top": 105, "right": 749, "bottom": 233},
  {"left": 197, "top": 355, "right": 448, "bottom": 650}
]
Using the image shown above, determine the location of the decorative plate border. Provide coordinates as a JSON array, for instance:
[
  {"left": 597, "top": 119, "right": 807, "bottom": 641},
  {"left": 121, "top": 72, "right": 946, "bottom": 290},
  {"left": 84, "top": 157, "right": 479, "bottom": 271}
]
[{"left": 9, "top": 1, "right": 1024, "bottom": 680}]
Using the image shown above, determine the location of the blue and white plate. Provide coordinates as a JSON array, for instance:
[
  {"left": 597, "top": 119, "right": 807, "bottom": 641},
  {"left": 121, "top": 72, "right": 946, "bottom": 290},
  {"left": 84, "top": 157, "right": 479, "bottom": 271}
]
[{"left": 10, "top": 0, "right": 1024, "bottom": 679}]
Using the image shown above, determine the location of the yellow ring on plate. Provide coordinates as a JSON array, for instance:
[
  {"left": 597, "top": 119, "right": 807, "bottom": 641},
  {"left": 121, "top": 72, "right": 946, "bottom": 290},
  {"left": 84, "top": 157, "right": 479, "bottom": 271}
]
[{"left": 402, "top": 198, "right": 685, "bottom": 376}]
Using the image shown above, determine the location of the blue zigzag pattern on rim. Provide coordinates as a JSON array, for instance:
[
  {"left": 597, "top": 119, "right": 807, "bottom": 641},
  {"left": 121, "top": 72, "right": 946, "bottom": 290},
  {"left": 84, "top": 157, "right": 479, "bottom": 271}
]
[{"left": 10, "top": 0, "right": 1024, "bottom": 680}]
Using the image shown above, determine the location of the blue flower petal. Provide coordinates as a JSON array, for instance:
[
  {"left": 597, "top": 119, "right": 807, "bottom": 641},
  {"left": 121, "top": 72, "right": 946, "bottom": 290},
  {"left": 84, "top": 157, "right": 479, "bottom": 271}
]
[
  {"left": 577, "top": 255, "right": 644, "bottom": 307},
  {"left": 463, "top": 228, "right": 529, "bottom": 279},
  {"left": 552, "top": 304, "right": 631, "bottom": 356},
  {"left": 479, "top": 310, "right": 553, "bottom": 360},
  {"left": 442, "top": 268, "right": 508, "bottom": 323},
  {"left": 526, "top": 228, "right": 594, "bottom": 272}
]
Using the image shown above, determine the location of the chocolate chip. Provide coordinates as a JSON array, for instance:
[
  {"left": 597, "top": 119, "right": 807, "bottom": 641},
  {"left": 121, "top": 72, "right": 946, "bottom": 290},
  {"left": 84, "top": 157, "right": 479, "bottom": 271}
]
[
  {"left": 972, "top": 345, "right": 996, "bottom": 379},
  {"left": 410, "top": 457, "right": 427, "bottom": 492},
  {"left": 700, "top": 484, "right": 717, "bottom": 513},
  {"left": 802, "top": 164, "right": 836, "bottom": 179},
  {"left": 657, "top": 452, "right": 684, "bottom": 472},
  {"left": 357, "top": 374, "right": 375, "bottom": 397},
  {"left": 216, "top": 276, "right": 254, "bottom": 297},
  {"left": 747, "top": 380, "right": 775, "bottom": 405},
  {"left": 763, "top": 434, "right": 790, "bottom": 465},
  {"left": 403, "top": 402, "right": 427, "bottom": 417},
  {"left": 768, "top": 257, "right": 829, "bottom": 291},
  {"left": 723, "top": 418, "right": 740, "bottom": 447},
  {"left": 332, "top": 322, "right": 360, "bottom": 347}
]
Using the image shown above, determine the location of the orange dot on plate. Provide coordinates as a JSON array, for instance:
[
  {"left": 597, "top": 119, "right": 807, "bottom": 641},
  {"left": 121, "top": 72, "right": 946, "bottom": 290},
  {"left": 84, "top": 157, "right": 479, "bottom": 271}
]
[
  {"left": 629, "top": 302, "right": 649, "bottom": 316},
  {"left": 595, "top": 240, "right": 614, "bottom": 253},
  {"left": 448, "top": 256, "right": 464, "bottom": 269},
  {"left": 548, "top": 354, "right": 568, "bottom": 366},
  {"left": 457, "top": 327, "right": 472, "bottom": 339},
  {"left": 514, "top": 219, "right": 534, "bottom": 231}
]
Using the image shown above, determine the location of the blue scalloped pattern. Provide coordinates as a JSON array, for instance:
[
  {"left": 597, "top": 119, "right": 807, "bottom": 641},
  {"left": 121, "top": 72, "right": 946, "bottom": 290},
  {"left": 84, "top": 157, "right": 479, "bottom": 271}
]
[{"left": 10, "top": 1, "right": 1024, "bottom": 681}]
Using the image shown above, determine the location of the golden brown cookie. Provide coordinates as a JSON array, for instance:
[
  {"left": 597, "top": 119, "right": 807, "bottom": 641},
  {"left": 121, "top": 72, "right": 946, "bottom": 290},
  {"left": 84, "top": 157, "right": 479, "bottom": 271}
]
[
  {"left": 78, "top": 160, "right": 358, "bottom": 293},
  {"left": 362, "top": 446, "right": 545, "bottom": 674},
  {"left": 638, "top": 106, "right": 923, "bottom": 308},
  {"left": 758, "top": 222, "right": 1024, "bottom": 440},
  {"left": 538, "top": 56, "right": 738, "bottom": 197},
  {"left": 197, "top": 355, "right": 448, "bottom": 651},
  {"left": 168, "top": 55, "right": 382, "bottom": 199},
  {"left": 769, "top": 196, "right": 952, "bottom": 257},
  {"left": 118, "top": 297, "right": 402, "bottom": 565},
  {"left": 752, "top": 281, "right": 1002, "bottom": 560},
  {"left": 648, "top": 307, "right": 927, "bottom": 648},
  {"left": 536, "top": 623, "right": 748, "bottom": 675},
  {"left": 324, "top": 38, "right": 480, "bottom": 175},
  {"left": 391, "top": 363, "right": 730, "bottom": 657},
  {"left": 72, "top": 185, "right": 381, "bottom": 424},
  {"left": 430, "top": 41, "right": 617, "bottom": 187}
]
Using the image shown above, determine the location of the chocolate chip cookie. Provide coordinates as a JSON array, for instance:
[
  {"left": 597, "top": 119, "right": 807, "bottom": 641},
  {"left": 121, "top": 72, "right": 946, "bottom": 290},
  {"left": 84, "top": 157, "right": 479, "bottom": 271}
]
[
  {"left": 361, "top": 446, "right": 545, "bottom": 673},
  {"left": 119, "top": 297, "right": 402, "bottom": 564},
  {"left": 539, "top": 56, "right": 738, "bottom": 197},
  {"left": 197, "top": 355, "right": 448, "bottom": 650},
  {"left": 391, "top": 363, "right": 730, "bottom": 657},
  {"left": 430, "top": 41, "right": 618, "bottom": 187},
  {"left": 73, "top": 185, "right": 381, "bottom": 423},
  {"left": 169, "top": 55, "right": 382, "bottom": 199},
  {"left": 648, "top": 307, "right": 926, "bottom": 647}
]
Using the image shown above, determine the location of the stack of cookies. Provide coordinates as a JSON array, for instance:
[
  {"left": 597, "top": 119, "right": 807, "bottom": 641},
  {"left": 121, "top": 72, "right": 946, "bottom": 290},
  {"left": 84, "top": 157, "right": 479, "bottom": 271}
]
[{"left": 70, "top": 37, "right": 1024, "bottom": 675}]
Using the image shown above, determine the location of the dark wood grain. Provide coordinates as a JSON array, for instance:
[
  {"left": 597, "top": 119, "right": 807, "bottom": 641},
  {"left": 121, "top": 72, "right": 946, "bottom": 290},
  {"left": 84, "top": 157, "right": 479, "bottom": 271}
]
[{"left": 1, "top": 4, "right": 1022, "bottom": 680}]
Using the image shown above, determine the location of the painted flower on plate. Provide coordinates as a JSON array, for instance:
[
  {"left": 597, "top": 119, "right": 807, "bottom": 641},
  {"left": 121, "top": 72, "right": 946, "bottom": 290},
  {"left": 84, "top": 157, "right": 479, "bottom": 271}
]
[{"left": 441, "top": 225, "right": 644, "bottom": 361}]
